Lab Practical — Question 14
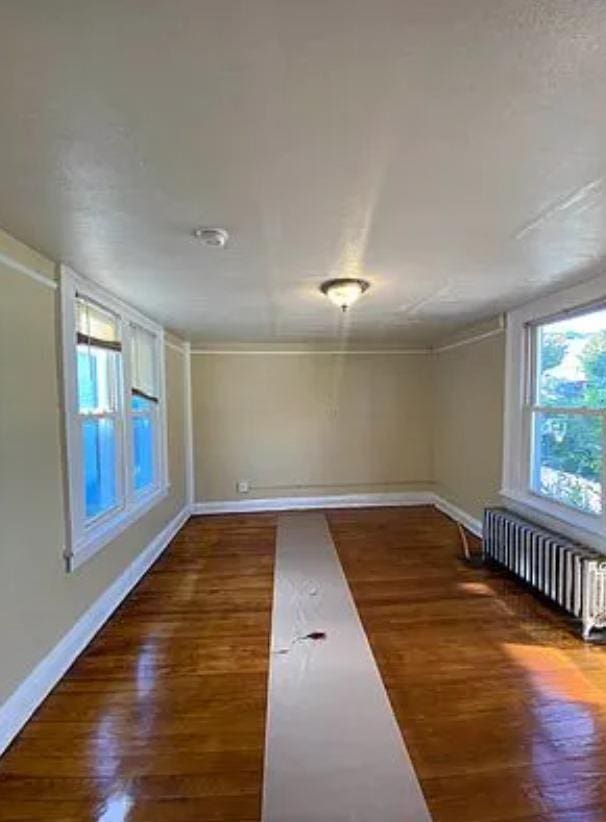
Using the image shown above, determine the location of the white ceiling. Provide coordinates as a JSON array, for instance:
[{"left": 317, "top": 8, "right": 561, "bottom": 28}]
[{"left": 2, "top": 1, "right": 606, "bottom": 345}]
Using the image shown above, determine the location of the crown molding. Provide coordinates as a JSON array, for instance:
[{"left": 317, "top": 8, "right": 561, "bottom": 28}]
[
  {"left": 0, "top": 250, "right": 57, "bottom": 290},
  {"left": 191, "top": 347, "right": 431, "bottom": 355},
  {"left": 433, "top": 317, "right": 505, "bottom": 353}
]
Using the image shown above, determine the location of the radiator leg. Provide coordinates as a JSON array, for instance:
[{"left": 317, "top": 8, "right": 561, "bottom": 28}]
[{"left": 582, "top": 565, "right": 595, "bottom": 642}]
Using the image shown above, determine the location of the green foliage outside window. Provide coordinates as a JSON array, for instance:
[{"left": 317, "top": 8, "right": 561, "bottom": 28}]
[{"left": 538, "top": 329, "right": 606, "bottom": 489}]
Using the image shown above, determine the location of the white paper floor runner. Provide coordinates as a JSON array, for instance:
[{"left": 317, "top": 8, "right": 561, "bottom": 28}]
[{"left": 262, "top": 512, "right": 431, "bottom": 822}]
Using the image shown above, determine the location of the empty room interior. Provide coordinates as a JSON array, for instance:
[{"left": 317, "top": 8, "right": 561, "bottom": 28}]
[{"left": 6, "top": 3, "right": 606, "bottom": 820}]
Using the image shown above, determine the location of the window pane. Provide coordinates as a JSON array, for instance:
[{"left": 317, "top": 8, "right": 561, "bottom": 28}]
[
  {"left": 131, "top": 324, "right": 158, "bottom": 399},
  {"left": 82, "top": 418, "right": 118, "bottom": 519},
  {"left": 532, "top": 411, "right": 602, "bottom": 515},
  {"left": 131, "top": 394, "right": 156, "bottom": 413},
  {"left": 537, "top": 308, "right": 606, "bottom": 409},
  {"left": 77, "top": 347, "right": 116, "bottom": 413},
  {"left": 77, "top": 298, "right": 119, "bottom": 343},
  {"left": 132, "top": 399, "right": 155, "bottom": 493}
]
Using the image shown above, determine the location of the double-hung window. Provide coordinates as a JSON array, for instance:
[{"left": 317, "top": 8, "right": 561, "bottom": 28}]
[
  {"left": 504, "top": 279, "right": 606, "bottom": 541},
  {"left": 61, "top": 267, "right": 168, "bottom": 569}
]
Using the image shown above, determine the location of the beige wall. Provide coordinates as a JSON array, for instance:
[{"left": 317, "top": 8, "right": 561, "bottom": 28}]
[
  {"left": 192, "top": 353, "right": 434, "bottom": 500},
  {"left": 0, "top": 230, "right": 188, "bottom": 705},
  {"left": 433, "top": 329, "right": 505, "bottom": 521}
]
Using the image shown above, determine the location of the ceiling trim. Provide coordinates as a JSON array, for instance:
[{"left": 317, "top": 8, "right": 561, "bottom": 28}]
[
  {"left": 164, "top": 338, "right": 188, "bottom": 354},
  {"left": 191, "top": 348, "right": 432, "bottom": 356},
  {"left": 0, "top": 249, "right": 57, "bottom": 290},
  {"left": 433, "top": 319, "right": 505, "bottom": 354}
]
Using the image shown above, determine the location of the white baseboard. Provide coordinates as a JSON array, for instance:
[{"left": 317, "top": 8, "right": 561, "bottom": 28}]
[
  {"left": 193, "top": 492, "right": 484, "bottom": 537},
  {"left": 0, "top": 505, "right": 191, "bottom": 757},
  {"left": 192, "top": 491, "right": 434, "bottom": 515},
  {"left": 432, "top": 495, "right": 483, "bottom": 537}
]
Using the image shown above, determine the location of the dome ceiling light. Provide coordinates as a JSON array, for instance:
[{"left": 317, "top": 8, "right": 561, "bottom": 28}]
[{"left": 320, "top": 278, "right": 370, "bottom": 312}]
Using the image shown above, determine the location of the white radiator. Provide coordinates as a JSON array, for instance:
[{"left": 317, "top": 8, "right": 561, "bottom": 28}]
[{"left": 483, "top": 507, "right": 606, "bottom": 640}]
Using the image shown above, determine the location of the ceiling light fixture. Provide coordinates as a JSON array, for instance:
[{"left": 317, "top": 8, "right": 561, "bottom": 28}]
[
  {"left": 320, "top": 278, "right": 370, "bottom": 312},
  {"left": 192, "top": 227, "right": 229, "bottom": 248}
]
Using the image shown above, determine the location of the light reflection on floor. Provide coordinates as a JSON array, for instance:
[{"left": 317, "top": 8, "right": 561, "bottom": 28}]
[
  {"left": 504, "top": 641, "right": 606, "bottom": 818},
  {"left": 457, "top": 581, "right": 496, "bottom": 596},
  {"left": 92, "top": 714, "right": 121, "bottom": 780},
  {"left": 456, "top": 565, "right": 606, "bottom": 817},
  {"left": 97, "top": 789, "right": 134, "bottom": 822},
  {"left": 91, "top": 637, "right": 158, "bottom": 815},
  {"left": 136, "top": 637, "right": 157, "bottom": 700},
  {"left": 504, "top": 642, "right": 606, "bottom": 708}
]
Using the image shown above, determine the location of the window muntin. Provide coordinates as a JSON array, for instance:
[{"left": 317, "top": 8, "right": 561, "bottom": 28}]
[
  {"left": 62, "top": 269, "right": 167, "bottom": 568},
  {"left": 528, "top": 307, "right": 606, "bottom": 517}
]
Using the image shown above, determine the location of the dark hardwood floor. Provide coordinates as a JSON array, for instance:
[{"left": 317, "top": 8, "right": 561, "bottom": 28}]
[
  {"left": 329, "top": 506, "right": 606, "bottom": 821},
  {"left": 2, "top": 507, "right": 606, "bottom": 821},
  {"left": 0, "top": 514, "right": 276, "bottom": 821}
]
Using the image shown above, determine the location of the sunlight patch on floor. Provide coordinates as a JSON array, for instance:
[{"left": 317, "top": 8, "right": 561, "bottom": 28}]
[{"left": 503, "top": 642, "right": 606, "bottom": 708}]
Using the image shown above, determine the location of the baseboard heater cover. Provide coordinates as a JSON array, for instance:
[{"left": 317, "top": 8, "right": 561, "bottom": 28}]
[{"left": 483, "top": 507, "right": 606, "bottom": 640}]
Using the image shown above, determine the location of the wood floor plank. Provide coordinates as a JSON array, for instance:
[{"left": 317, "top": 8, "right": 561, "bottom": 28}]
[
  {"left": 328, "top": 506, "right": 606, "bottom": 822},
  {"left": 4, "top": 506, "right": 606, "bottom": 821},
  {"left": 0, "top": 514, "right": 276, "bottom": 821}
]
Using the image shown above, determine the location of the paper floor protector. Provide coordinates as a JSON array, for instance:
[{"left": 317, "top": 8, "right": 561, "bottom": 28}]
[{"left": 262, "top": 511, "right": 431, "bottom": 822}]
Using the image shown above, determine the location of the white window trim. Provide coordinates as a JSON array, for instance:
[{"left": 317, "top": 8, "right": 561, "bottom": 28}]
[
  {"left": 60, "top": 265, "right": 169, "bottom": 571},
  {"left": 502, "top": 274, "right": 606, "bottom": 550}
]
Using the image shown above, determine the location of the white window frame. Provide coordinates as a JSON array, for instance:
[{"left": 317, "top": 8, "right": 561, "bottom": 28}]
[
  {"left": 503, "top": 275, "right": 606, "bottom": 547},
  {"left": 60, "top": 265, "right": 169, "bottom": 570}
]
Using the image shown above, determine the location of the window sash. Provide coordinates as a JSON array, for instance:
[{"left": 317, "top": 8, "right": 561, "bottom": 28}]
[
  {"left": 123, "top": 323, "right": 162, "bottom": 500},
  {"left": 526, "top": 407, "right": 604, "bottom": 513},
  {"left": 77, "top": 344, "right": 120, "bottom": 415},
  {"left": 131, "top": 323, "right": 159, "bottom": 401},
  {"left": 78, "top": 412, "right": 124, "bottom": 527},
  {"left": 76, "top": 296, "right": 120, "bottom": 343},
  {"left": 131, "top": 407, "right": 158, "bottom": 496}
]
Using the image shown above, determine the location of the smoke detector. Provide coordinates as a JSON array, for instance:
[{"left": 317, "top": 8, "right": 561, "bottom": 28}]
[{"left": 193, "top": 227, "right": 229, "bottom": 248}]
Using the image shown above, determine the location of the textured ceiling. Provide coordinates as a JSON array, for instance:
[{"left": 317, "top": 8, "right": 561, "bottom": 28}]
[{"left": 2, "top": 1, "right": 606, "bottom": 345}]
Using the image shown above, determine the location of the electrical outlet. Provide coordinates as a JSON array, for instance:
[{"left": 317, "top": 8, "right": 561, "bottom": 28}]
[{"left": 237, "top": 480, "right": 250, "bottom": 494}]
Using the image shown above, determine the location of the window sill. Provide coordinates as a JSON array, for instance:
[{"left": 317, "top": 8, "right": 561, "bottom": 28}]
[
  {"left": 66, "top": 485, "right": 169, "bottom": 572},
  {"left": 500, "top": 487, "right": 606, "bottom": 552}
]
